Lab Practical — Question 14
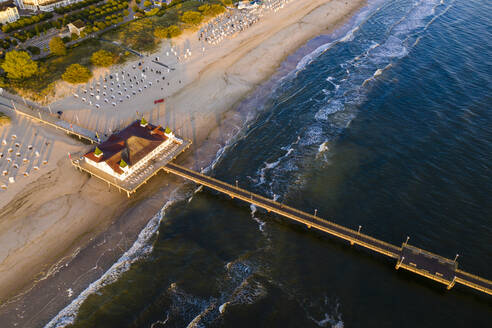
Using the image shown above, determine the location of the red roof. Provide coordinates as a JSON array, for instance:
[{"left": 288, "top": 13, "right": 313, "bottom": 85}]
[{"left": 84, "top": 120, "right": 168, "bottom": 175}]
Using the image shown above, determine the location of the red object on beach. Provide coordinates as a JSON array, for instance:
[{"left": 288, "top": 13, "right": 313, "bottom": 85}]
[{"left": 154, "top": 98, "right": 165, "bottom": 104}]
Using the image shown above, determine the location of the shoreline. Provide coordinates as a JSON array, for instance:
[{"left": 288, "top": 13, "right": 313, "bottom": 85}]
[{"left": 0, "top": 0, "right": 367, "bottom": 326}]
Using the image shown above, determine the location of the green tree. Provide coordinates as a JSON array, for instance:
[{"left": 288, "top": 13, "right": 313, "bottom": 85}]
[
  {"left": 91, "top": 49, "right": 114, "bottom": 67},
  {"left": 49, "top": 36, "right": 67, "bottom": 56},
  {"left": 62, "top": 64, "right": 92, "bottom": 83},
  {"left": 143, "top": 0, "right": 151, "bottom": 7},
  {"left": 222, "top": 0, "right": 232, "bottom": 6},
  {"left": 180, "top": 11, "right": 203, "bottom": 26},
  {"left": 1, "top": 50, "right": 38, "bottom": 80}
]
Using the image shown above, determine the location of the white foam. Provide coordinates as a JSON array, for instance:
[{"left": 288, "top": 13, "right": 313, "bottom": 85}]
[
  {"left": 318, "top": 141, "right": 329, "bottom": 154},
  {"left": 315, "top": 100, "right": 345, "bottom": 121},
  {"left": 256, "top": 147, "right": 294, "bottom": 186},
  {"left": 219, "top": 302, "right": 229, "bottom": 314},
  {"left": 250, "top": 204, "right": 266, "bottom": 232}
]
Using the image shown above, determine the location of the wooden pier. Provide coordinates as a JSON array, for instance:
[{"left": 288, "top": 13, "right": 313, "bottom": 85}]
[{"left": 161, "top": 162, "right": 492, "bottom": 297}]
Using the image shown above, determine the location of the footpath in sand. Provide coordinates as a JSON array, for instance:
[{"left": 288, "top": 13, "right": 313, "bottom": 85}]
[{"left": 0, "top": 0, "right": 366, "bottom": 325}]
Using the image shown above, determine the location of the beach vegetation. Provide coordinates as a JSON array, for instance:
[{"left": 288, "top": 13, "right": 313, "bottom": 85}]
[
  {"left": 222, "top": 0, "right": 232, "bottom": 5},
  {"left": 62, "top": 64, "right": 92, "bottom": 83},
  {"left": 91, "top": 49, "right": 115, "bottom": 67},
  {"left": 1, "top": 51, "right": 38, "bottom": 80},
  {"left": 144, "top": 0, "right": 151, "bottom": 7},
  {"left": 180, "top": 11, "right": 203, "bottom": 25},
  {"left": 167, "top": 25, "right": 182, "bottom": 37},
  {"left": 0, "top": 112, "right": 11, "bottom": 127},
  {"left": 198, "top": 4, "right": 225, "bottom": 16},
  {"left": 49, "top": 37, "right": 67, "bottom": 56},
  {"left": 154, "top": 25, "right": 182, "bottom": 39},
  {"left": 153, "top": 27, "right": 169, "bottom": 39},
  {"left": 116, "top": 19, "right": 158, "bottom": 52}
]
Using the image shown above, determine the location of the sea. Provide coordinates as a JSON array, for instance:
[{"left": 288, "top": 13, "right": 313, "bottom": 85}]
[{"left": 46, "top": 0, "right": 491, "bottom": 327}]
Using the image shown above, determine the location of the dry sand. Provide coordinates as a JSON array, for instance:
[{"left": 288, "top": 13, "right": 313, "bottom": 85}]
[{"left": 0, "top": 0, "right": 366, "bottom": 311}]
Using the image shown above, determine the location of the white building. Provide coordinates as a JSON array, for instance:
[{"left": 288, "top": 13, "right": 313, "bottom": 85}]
[
  {"left": 0, "top": 2, "right": 19, "bottom": 24},
  {"left": 14, "top": 0, "right": 83, "bottom": 12},
  {"left": 84, "top": 119, "right": 182, "bottom": 181}
]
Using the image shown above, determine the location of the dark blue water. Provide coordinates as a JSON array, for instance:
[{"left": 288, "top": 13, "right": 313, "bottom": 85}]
[{"left": 50, "top": 0, "right": 492, "bottom": 327}]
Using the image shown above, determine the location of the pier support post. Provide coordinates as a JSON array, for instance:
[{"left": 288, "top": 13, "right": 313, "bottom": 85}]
[
  {"left": 447, "top": 276, "right": 456, "bottom": 290},
  {"left": 395, "top": 256, "right": 405, "bottom": 270}
]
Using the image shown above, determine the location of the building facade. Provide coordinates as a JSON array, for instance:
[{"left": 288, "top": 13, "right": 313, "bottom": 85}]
[
  {"left": 0, "top": 2, "right": 19, "bottom": 24},
  {"left": 14, "top": 0, "right": 83, "bottom": 12}
]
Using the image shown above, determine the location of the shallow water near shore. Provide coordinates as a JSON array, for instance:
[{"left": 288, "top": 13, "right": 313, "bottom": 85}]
[{"left": 48, "top": 0, "right": 491, "bottom": 327}]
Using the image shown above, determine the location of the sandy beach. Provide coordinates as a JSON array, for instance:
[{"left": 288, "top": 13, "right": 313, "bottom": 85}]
[{"left": 0, "top": 0, "right": 366, "bottom": 325}]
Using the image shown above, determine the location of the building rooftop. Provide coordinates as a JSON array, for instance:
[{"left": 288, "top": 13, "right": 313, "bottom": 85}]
[
  {"left": 70, "top": 19, "right": 86, "bottom": 29},
  {"left": 84, "top": 120, "right": 168, "bottom": 175}
]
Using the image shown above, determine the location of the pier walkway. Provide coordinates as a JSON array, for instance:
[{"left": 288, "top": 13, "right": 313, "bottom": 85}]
[{"left": 162, "top": 162, "right": 492, "bottom": 297}]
